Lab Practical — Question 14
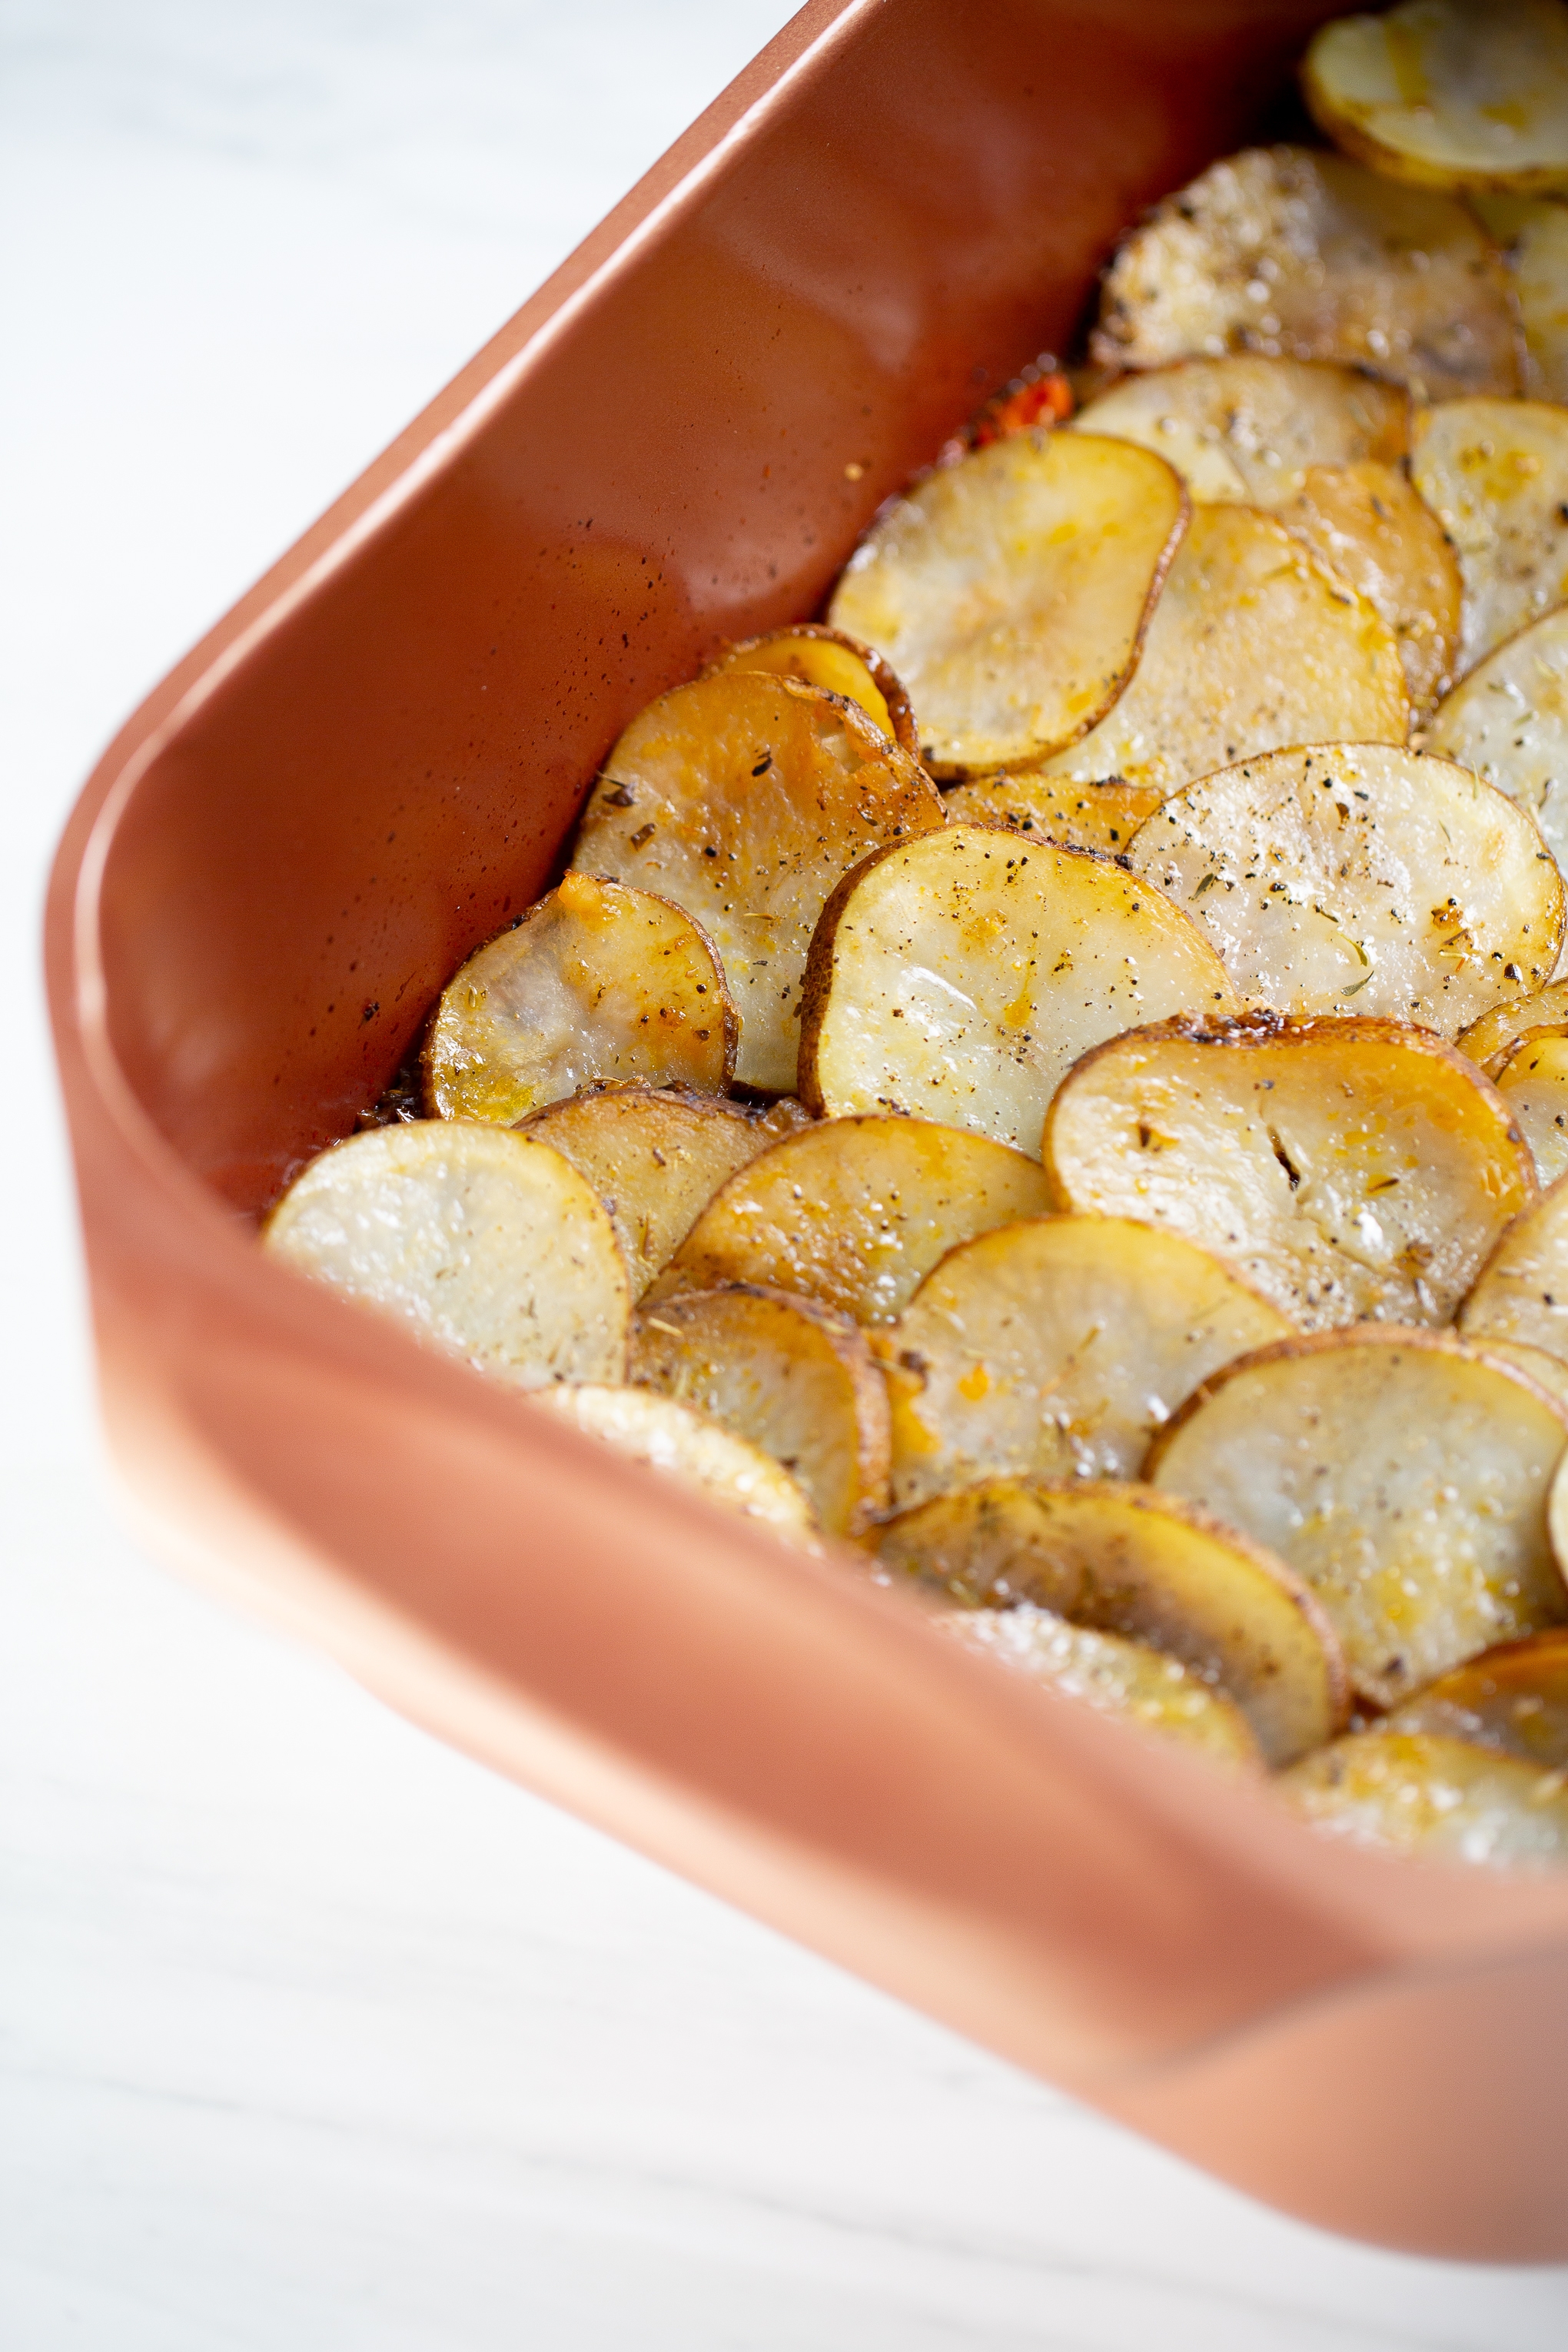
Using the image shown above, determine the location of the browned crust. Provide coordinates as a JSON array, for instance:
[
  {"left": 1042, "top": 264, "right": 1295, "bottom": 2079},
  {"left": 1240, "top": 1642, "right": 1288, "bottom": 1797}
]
[{"left": 706, "top": 622, "right": 922, "bottom": 761}]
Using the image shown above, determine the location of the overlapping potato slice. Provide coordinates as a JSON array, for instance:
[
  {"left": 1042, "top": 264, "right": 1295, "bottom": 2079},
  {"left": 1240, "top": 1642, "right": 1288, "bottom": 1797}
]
[
  {"left": 1459, "top": 980, "right": 1568, "bottom": 1071},
  {"left": 1411, "top": 399, "right": 1568, "bottom": 673},
  {"left": 1495, "top": 1029, "right": 1568, "bottom": 1184},
  {"left": 1304, "top": 0, "right": 1568, "bottom": 196},
  {"left": 826, "top": 431, "right": 1188, "bottom": 776},
  {"left": 872, "top": 1480, "right": 1345, "bottom": 1765},
  {"left": 1473, "top": 193, "right": 1568, "bottom": 400},
  {"left": 1148, "top": 1328, "right": 1568, "bottom": 1706},
  {"left": 534, "top": 1384, "right": 819, "bottom": 1546},
  {"left": 1035, "top": 505, "right": 1408, "bottom": 794},
  {"left": 940, "top": 1604, "right": 1261, "bottom": 1770},
  {"left": 1474, "top": 1336, "right": 1568, "bottom": 1411},
  {"left": 1427, "top": 606, "right": 1568, "bottom": 896},
  {"left": 644, "top": 1112, "right": 1051, "bottom": 1324},
  {"left": 1091, "top": 146, "right": 1520, "bottom": 401},
  {"left": 516, "top": 1085, "right": 769, "bottom": 1294},
  {"left": 1071, "top": 356, "right": 1409, "bottom": 501},
  {"left": 264, "top": 1122, "right": 631, "bottom": 1388},
  {"left": 1387, "top": 1629, "right": 1568, "bottom": 1766},
  {"left": 1125, "top": 745, "right": 1564, "bottom": 1031},
  {"left": 630, "top": 1284, "right": 889, "bottom": 1536},
  {"left": 876, "top": 1215, "right": 1291, "bottom": 1507},
  {"left": 571, "top": 670, "right": 945, "bottom": 1093},
  {"left": 1458, "top": 1168, "right": 1568, "bottom": 1360},
  {"left": 424, "top": 875, "right": 735, "bottom": 1125},
  {"left": 1275, "top": 464, "right": 1463, "bottom": 716},
  {"left": 704, "top": 624, "right": 918, "bottom": 758},
  {"left": 798, "top": 826, "right": 1236, "bottom": 1153},
  {"left": 939, "top": 771, "right": 1164, "bottom": 855},
  {"left": 1045, "top": 1013, "right": 1536, "bottom": 1330},
  {"left": 1282, "top": 1730, "right": 1568, "bottom": 1868}
]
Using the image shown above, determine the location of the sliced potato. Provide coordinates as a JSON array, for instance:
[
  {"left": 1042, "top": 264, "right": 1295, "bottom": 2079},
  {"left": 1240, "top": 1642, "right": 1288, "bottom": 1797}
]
[
  {"left": 1045, "top": 1012, "right": 1536, "bottom": 1330},
  {"left": 940, "top": 1604, "right": 1261, "bottom": 1770},
  {"left": 1275, "top": 463, "right": 1463, "bottom": 717},
  {"left": 517, "top": 1085, "right": 769, "bottom": 1294},
  {"left": 872, "top": 1480, "right": 1346, "bottom": 1765},
  {"left": 876, "top": 1214, "right": 1291, "bottom": 1507},
  {"left": 1458, "top": 981, "right": 1568, "bottom": 1072},
  {"left": 1304, "top": 0, "right": 1568, "bottom": 196},
  {"left": 798, "top": 825, "right": 1236, "bottom": 1154},
  {"left": 424, "top": 875, "right": 735, "bottom": 1125},
  {"left": 1472, "top": 1335, "right": 1568, "bottom": 1412},
  {"left": 1387, "top": 1629, "right": 1568, "bottom": 1767},
  {"left": 571, "top": 670, "right": 945, "bottom": 1093},
  {"left": 1411, "top": 398, "right": 1568, "bottom": 673},
  {"left": 645, "top": 1112, "right": 1051, "bottom": 1325},
  {"left": 1071, "top": 356, "right": 1410, "bottom": 502},
  {"left": 1035, "top": 504, "right": 1409, "bottom": 794},
  {"left": 1148, "top": 1327, "right": 1568, "bottom": 1706},
  {"left": 1458, "top": 1168, "right": 1568, "bottom": 1359},
  {"left": 263, "top": 1121, "right": 630, "bottom": 1388},
  {"left": 826, "top": 430, "right": 1188, "bottom": 776},
  {"left": 1091, "top": 145, "right": 1520, "bottom": 401},
  {"left": 704, "top": 623, "right": 918, "bottom": 759},
  {"left": 1427, "top": 605, "right": 1568, "bottom": 905},
  {"left": 1281, "top": 1730, "right": 1568, "bottom": 1870},
  {"left": 630, "top": 1284, "right": 890, "bottom": 1537},
  {"left": 1125, "top": 744, "right": 1564, "bottom": 1031},
  {"left": 939, "top": 771, "right": 1165, "bottom": 855},
  {"left": 534, "top": 1384, "right": 819, "bottom": 1546},
  {"left": 1473, "top": 193, "right": 1568, "bottom": 401},
  {"left": 1496, "top": 1028, "right": 1568, "bottom": 1184}
]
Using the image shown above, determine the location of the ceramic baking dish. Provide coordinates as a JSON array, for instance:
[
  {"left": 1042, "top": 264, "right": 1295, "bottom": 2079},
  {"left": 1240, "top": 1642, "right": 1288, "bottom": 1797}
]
[{"left": 46, "top": 0, "right": 1568, "bottom": 2258}]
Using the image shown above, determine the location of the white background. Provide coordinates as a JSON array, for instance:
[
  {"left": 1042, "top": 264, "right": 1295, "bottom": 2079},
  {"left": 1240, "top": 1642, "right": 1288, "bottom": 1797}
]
[{"left": 5, "top": 4, "right": 1568, "bottom": 2344}]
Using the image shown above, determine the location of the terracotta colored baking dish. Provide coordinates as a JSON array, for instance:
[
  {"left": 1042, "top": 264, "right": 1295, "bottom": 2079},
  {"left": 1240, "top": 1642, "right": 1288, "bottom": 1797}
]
[{"left": 47, "top": 0, "right": 1568, "bottom": 2259}]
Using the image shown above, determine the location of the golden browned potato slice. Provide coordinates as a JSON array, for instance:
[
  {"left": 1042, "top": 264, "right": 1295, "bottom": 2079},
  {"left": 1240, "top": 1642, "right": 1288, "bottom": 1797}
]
[
  {"left": 571, "top": 671, "right": 945, "bottom": 1093},
  {"left": 1473, "top": 193, "right": 1568, "bottom": 400},
  {"left": 1071, "top": 356, "right": 1409, "bottom": 502},
  {"left": 1458, "top": 1168, "right": 1568, "bottom": 1359},
  {"left": 798, "top": 825, "right": 1236, "bottom": 1153},
  {"left": 1035, "top": 505, "right": 1409, "bottom": 794},
  {"left": 940, "top": 1605, "right": 1261, "bottom": 1770},
  {"left": 1125, "top": 744, "right": 1564, "bottom": 1031},
  {"left": 1427, "top": 606, "right": 1568, "bottom": 900},
  {"left": 826, "top": 431, "right": 1188, "bottom": 776},
  {"left": 534, "top": 1384, "right": 819, "bottom": 1546},
  {"left": 630, "top": 1284, "right": 889, "bottom": 1536},
  {"left": 872, "top": 1480, "right": 1346, "bottom": 1765},
  {"left": 1495, "top": 1029, "right": 1568, "bottom": 1184},
  {"left": 1387, "top": 1629, "right": 1568, "bottom": 1766},
  {"left": 424, "top": 875, "right": 736, "bottom": 1125},
  {"left": 1091, "top": 146, "right": 1520, "bottom": 401},
  {"left": 876, "top": 1215, "right": 1291, "bottom": 1507},
  {"left": 1281, "top": 1731, "right": 1568, "bottom": 1869},
  {"left": 1276, "top": 463, "right": 1463, "bottom": 717},
  {"left": 703, "top": 623, "right": 919, "bottom": 759},
  {"left": 1045, "top": 1012, "right": 1536, "bottom": 1330},
  {"left": 1148, "top": 1327, "right": 1568, "bottom": 1706},
  {"left": 1304, "top": 0, "right": 1568, "bottom": 196},
  {"left": 1411, "top": 398, "right": 1568, "bottom": 673},
  {"left": 516, "top": 1085, "right": 769, "bottom": 1294},
  {"left": 1458, "top": 982, "right": 1568, "bottom": 1071},
  {"left": 263, "top": 1121, "right": 631, "bottom": 1388},
  {"left": 939, "top": 771, "right": 1165, "bottom": 855},
  {"left": 645, "top": 1113, "right": 1051, "bottom": 1324}
]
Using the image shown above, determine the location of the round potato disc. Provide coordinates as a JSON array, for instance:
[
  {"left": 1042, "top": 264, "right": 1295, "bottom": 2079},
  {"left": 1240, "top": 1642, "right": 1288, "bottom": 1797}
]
[
  {"left": 1412, "top": 398, "right": 1568, "bottom": 674},
  {"left": 535, "top": 1384, "right": 819, "bottom": 1546}
]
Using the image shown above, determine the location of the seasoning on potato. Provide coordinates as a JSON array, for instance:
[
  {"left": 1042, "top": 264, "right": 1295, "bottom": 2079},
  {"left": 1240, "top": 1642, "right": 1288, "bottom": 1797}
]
[
  {"left": 1494, "top": 1029, "right": 1568, "bottom": 1184},
  {"left": 940, "top": 772, "right": 1164, "bottom": 855},
  {"left": 703, "top": 623, "right": 919, "bottom": 759},
  {"left": 1281, "top": 1729, "right": 1568, "bottom": 1869},
  {"left": 1411, "top": 398, "right": 1568, "bottom": 673},
  {"left": 1427, "top": 605, "right": 1568, "bottom": 895},
  {"left": 1459, "top": 979, "right": 1568, "bottom": 1073},
  {"left": 536, "top": 1382, "right": 820, "bottom": 1546}
]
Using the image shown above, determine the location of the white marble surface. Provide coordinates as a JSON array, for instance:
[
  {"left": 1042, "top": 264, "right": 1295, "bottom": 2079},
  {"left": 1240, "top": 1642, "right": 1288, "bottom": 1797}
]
[{"left": 6, "top": 5, "right": 1568, "bottom": 2344}]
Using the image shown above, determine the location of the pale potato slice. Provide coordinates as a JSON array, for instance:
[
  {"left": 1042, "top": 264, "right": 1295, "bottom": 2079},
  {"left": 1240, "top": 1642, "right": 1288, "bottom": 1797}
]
[
  {"left": 424, "top": 875, "right": 736, "bottom": 1125},
  {"left": 1281, "top": 1731, "right": 1568, "bottom": 1870},
  {"left": 798, "top": 825, "right": 1236, "bottom": 1154},
  {"left": 263, "top": 1121, "right": 630, "bottom": 1389},
  {"left": 1125, "top": 744, "right": 1564, "bottom": 1031},
  {"left": 939, "top": 771, "right": 1165, "bottom": 855},
  {"left": 1496, "top": 1028, "right": 1568, "bottom": 1184},
  {"left": 516, "top": 1085, "right": 769, "bottom": 1294},
  {"left": 1035, "top": 505, "right": 1409, "bottom": 794},
  {"left": 704, "top": 623, "right": 918, "bottom": 758},
  {"left": 1045, "top": 1013, "right": 1536, "bottom": 1330},
  {"left": 1387, "top": 1629, "right": 1568, "bottom": 1767},
  {"left": 534, "top": 1384, "right": 819, "bottom": 1546},
  {"left": 645, "top": 1113, "right": 1051, "bottom": 1324},
  {"left": 826, "top": 430, "right": 1188, "bottom": 776},
  {"left": 1276, "top": 463, "right": 1463, "bottom": 717},
  {"left": 872, "top": 1480, "right": 1346, "bottom": 1765},
  {"left": 876, "top": 1214, "right": 1291, "bottom": 1507},
  {"left": 1427, "top": 606, "right": 1568, "bottom": 908},
  {"left": 940, "top": 1605, "right": 1261, "bottom": 1770},
  {"left": 1091, "top": 146, "right": 1520, "bottom": 401},
  {"left": 1458, "top": 1168, "right": 1568, "bottom": 1359},
  {"left": 1148, "top": 1327, "right": 1568, "bottom": 1706},
  {"left": 1071, "top": 356, "right": 1410, "bottom": 502},
  {"left": 1458, "top": 981, "right": 1568, "bottom": 1072},
  {"left": 630, "top": 1284, "right": 889, "bottom": 1536},
  {"left": 1304, "top": 0, "right": 1568, "bottom": 195},
  {"left": 571, "top": 671, "right": 945, "bottom": 1093},
  {"left": 1473, "top": 1336, "right": 1568, "bottom": 1412},
  {"left": 1473, "top": 194, "right": 1568, "bottom": 400},
  {"left": 1411, "top": 398, "right": 1568, "bottom": 673}
]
